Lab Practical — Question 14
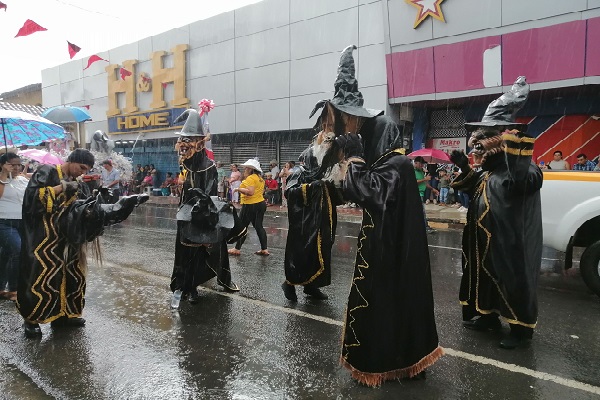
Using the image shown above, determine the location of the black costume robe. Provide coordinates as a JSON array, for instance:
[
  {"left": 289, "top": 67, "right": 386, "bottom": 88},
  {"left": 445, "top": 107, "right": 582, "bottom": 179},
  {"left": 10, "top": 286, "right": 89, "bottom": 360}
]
[
  {"left": 340, "top": 116, "right": 442, "bottom": 386},
  {"left": 171, "top": 149, "right": 243, "bottom": 294},
  {"left": 284, "top": 171, "right": 343, "bottom": 287},
  {"left": 17, "top": 165, "right": 93, "bottom": 323},
  {"left": 452, "top": 134, "right": 542, "bottom": 328}
]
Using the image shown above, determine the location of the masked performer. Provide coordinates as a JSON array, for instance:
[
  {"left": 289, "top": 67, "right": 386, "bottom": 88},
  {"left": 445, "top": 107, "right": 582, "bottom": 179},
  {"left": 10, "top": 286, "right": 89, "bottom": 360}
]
[
  {"left": 289, "top": 45, "right": 443, "bottom": 384},
  {"left": 450, "top": 76, "right": 543, "bottom": 350},
  {"left": 18, "top": 149, "right": 148, "bottom": 338},
  {"left": 281, "top": 120, "right": 346, "bottom": 301},
  {"left": 171, "top": 109, "right": 244, "bottom": 305}
]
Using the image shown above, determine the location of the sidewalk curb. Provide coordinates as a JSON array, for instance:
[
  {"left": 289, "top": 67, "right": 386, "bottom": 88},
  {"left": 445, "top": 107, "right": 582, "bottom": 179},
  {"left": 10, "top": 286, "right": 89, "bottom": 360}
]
[{"left": 141, "top": 198, "right": 466, "bottom": 229}]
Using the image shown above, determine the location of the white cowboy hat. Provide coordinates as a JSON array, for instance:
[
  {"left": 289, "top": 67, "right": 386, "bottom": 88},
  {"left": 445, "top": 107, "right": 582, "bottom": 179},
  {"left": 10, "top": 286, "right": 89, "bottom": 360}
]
[{"left": 240, "top": 158, "right": 262, "bottom": 173}]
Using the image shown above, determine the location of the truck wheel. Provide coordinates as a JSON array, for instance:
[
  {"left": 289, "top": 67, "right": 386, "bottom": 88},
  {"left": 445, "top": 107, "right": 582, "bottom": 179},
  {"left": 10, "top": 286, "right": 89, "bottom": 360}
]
[{"left": 580, "top": 241, "right": 600, "bottom": 298}]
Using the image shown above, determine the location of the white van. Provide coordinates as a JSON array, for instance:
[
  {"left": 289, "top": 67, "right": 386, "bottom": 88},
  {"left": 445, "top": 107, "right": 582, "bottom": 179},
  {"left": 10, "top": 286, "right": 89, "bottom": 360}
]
[{"left": 541, "top": 170, "right": 600, "bottom": 296}]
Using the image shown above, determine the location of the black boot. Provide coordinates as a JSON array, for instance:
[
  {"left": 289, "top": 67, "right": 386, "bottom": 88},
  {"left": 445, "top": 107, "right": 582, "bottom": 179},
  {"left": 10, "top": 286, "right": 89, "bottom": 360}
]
[
  {"left": 499, "top": 324, "right": 533, "bottom": 349},
  {"left": 463, "top": 314, "right": 501, "bottom": 331},
  {"left": 303, "top": 285, "right": 328, "bottom": 300},
  {"left": 281, "top": 282, "right": 297, "bottom": 302},
  {"left": 23, "top": 322, "right": 42, "bottom": 338},
  {"left": 51, "top": 316, "right": 86, "bottom": 328},
  {"left": 219, "top": 282, "right": 240, "bottom": 293},
  {"left": 188, "top": 290, "right": 200, "bottom": 304}
]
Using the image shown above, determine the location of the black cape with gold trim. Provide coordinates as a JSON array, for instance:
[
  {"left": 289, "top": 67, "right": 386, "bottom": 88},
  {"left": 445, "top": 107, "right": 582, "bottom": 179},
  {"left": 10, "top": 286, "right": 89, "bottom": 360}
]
[
  {"left": 340, "top": 115, "right": 442, "bottom": 386},
  {"left": 452, "top": 133, "right": 543, "bottom": 328},
  {"left": 17, "top": 165, "right": 94, "bottom": 324},
  {"left": 170, "top": 149, "right": 245, "bottom": 295},
  {"left": 284, "top": 172, "right": 343, "bottom": 287}
]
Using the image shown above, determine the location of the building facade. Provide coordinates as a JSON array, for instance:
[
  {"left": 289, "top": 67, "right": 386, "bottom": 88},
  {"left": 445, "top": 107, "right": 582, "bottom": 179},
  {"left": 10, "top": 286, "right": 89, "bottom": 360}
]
[
  {"left": 42, "top": 0, "right": 600, "bottom": 177},
  {"left": 384, "top": 0, "right": 600, "bottom": 164},
  {"left": 42, "top": 0, "right": 388, "bottom": 176}
]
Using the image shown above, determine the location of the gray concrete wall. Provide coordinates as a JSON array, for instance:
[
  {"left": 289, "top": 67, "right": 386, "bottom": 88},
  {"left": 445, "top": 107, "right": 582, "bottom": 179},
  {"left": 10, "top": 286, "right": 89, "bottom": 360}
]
[
  {"left": 384, "top": 0, "right": 600, "bottom": 54},
  {"left": 42, "top": 0, "right": 387, "bottom": 143}
]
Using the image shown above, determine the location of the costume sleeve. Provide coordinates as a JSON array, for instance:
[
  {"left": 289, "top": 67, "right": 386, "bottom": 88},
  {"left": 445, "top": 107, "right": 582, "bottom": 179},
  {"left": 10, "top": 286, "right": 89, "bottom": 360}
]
[
  {"left": 342, "top": 157, "right": 402, "bottom": 209},
  {"left": 502, "top": 133, "right": 543, "bottom": 194},
  {"left": 24, "top": 165, "right": 59, "bottom": 216},
  {"left": 205, "top": 165, "right": 218, "bottom": 196},
  {"left": 450, "top": 168, "right": 479, "bottom": 196}
]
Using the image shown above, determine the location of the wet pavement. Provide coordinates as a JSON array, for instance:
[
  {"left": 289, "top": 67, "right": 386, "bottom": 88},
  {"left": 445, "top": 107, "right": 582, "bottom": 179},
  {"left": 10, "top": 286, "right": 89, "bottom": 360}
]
[{"left": 0, "top": 205, "right": 599, "bottom": 399}]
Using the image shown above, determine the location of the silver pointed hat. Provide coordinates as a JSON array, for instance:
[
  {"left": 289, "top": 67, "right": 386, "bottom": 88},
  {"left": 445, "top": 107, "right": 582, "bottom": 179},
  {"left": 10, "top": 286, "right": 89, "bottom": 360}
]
[
  {"left": 173, "top": 109, "right": 206, "bottom": 137},
  {"left": 465, "top": 76, "right": 530, "bottom": 131}
]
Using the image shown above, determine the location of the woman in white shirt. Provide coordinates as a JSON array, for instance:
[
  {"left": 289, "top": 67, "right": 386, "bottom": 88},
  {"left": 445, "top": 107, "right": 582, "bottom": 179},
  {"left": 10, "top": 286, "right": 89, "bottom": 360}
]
[{"left": 0, "top": 153, "right": 28, "bottom": 301}]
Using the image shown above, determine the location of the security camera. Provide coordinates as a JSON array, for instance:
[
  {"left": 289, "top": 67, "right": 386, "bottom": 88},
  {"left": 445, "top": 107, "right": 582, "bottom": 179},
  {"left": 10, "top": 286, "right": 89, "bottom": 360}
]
[{"left": 591, "top": 115, "right": 600, "bottom": 121}]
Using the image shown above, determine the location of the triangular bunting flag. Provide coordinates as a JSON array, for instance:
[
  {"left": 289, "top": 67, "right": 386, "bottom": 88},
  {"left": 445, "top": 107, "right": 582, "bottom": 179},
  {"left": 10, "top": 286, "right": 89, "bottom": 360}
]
[
  {"left": 15, "top": 19, "right": 47, "bottom": 37},
  {"left": 0, "top": 2, "right": 7, "bottom": 11},
  {"left": 161, "top": 82, "right": 168, "bottom": 89},
  {"left": 67, "top": 41, "right": 81, "bottom": 59},
  {"left": 120, "top": 68, "right": 132, "bottom": 80},
  {"left": 82, "top": 105, "right": 90, "bottom": 110},
  {"left": 83, "top": 54, "right": 107, "bottom": 70}
]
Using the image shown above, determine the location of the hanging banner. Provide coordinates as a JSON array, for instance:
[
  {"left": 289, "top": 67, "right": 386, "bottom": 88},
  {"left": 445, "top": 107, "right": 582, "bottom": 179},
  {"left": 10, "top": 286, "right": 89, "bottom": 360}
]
[{"left": 431, "top": 137, "right": 466, "bottom": 152}]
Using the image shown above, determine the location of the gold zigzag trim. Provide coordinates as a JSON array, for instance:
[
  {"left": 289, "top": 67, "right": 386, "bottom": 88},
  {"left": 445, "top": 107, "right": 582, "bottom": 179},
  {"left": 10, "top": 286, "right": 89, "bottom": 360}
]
[
  {"left": 323, "top": 184, "right": 333, "bottom": 241},
  {"left": 371, "top": 148, "right": 405, "bottom": 168},
  {"left": 301, "top": 184, "right": 308, "bottom": 206},
  {"left": 342, "top": 209, "right": 375, "bottom": 361},
  {"left": 473, "top": 172, "right": 520, "bottom": 322},
  {"left": 288, "top": 184, "right": 330, "bottom": 286}
]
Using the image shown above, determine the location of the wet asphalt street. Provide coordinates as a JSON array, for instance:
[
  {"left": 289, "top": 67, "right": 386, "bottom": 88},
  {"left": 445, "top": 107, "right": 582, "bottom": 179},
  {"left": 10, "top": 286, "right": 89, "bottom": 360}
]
[{"left": 0, "top": 204, "right": 599, "bottom": 399}]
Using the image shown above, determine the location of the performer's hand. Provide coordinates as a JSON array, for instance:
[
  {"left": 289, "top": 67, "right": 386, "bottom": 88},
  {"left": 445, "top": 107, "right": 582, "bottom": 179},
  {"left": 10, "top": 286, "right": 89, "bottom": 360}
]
[
  {"left": 61, "top": 180, "right": 79, "bottom": 196},
  {"left": 335, "top": 133, "right": 363, "bottom": 159},
  {"left": 450, "top": 150, "right": 470, "bottom": 170}
]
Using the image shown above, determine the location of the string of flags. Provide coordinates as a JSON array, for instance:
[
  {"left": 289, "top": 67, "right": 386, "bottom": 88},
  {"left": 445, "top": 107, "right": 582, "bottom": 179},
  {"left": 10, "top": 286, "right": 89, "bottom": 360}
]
[
  {"left": 3, "top": 2, "right": 109, "bottom": 72},
  {"left": 2, "top": 0, "right": 179, "bottom": 116}
]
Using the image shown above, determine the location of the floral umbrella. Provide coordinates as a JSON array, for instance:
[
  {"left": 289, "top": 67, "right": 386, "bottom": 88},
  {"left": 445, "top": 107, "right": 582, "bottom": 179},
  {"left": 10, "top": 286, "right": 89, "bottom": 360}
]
[{"left": 0, "top": 109, "right": 66, "bottom": 150}]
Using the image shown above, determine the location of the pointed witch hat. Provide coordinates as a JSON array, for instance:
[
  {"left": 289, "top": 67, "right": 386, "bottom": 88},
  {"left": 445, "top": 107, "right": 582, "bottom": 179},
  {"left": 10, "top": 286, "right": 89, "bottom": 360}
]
[
  {"left": 465, "top": 76, "right": 530, "bottom": 131},
  {"left": 173, "top": 109, "right": 206, "bottom": 137},
  {"left": 309, "top": 45, "right": 383, "bottom": 119}
]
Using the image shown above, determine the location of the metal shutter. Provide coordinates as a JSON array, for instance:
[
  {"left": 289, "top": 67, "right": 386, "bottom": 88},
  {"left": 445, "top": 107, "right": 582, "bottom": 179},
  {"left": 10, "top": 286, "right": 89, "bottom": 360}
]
[
  {"left": 231, "top": 141, "right": 277, "bottom": 173},
  {"left": 429, "top": 109, "right": 467, "bottom": 139},
  {"left": 211, "top": 143, "right": 231, "bottom": 165},
  {"left": 280, "top": 139, "right": 312, "bottom": 165}
]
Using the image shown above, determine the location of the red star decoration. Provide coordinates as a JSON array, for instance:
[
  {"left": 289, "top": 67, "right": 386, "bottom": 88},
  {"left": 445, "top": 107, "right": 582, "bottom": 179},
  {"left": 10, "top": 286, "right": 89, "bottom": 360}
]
[{"left": 406, "top": 0, "right": 446, "bottom": 29}]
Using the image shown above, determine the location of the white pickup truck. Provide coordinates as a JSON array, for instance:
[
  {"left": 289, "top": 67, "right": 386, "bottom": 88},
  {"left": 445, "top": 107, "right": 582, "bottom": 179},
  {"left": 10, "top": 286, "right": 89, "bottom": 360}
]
[{"left": 541, "top": 170, "right": 600, "bottom": 296}]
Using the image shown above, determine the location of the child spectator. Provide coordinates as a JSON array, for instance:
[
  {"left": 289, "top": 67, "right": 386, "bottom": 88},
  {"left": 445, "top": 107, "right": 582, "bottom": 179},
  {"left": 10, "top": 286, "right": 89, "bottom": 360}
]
[{"left": 438, "top": 169, "right": 450, "bottom": 205}]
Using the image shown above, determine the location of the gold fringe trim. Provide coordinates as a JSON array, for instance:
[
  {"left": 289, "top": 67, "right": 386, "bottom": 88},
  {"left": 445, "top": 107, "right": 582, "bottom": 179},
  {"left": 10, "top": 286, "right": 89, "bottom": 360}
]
[{"left": 341, "top": 346, "right": 445, "bottom": 387}]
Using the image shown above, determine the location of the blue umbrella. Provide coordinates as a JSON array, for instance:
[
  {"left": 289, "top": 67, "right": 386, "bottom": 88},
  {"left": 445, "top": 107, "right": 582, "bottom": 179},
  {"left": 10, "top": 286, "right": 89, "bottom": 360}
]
[
  {"left": 42, "top": 105, "right": 92, "bottom": 123},
  {"left": 0, "top": 109, "right": 66, "bottom": 149}
]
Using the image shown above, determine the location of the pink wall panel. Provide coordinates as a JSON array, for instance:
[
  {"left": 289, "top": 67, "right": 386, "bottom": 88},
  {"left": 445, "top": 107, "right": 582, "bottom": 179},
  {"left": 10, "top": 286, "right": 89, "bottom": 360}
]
[
  {"left": 502, "top": 20, "right": 586, "bottom": 85},
  {"left": 434, "top": 36, "right": 501, "bottom": 93},
  {"left": 386, "top": 47, "right": 435, "bottom": 98},
  {"left": 586, "top": 17, "right": 600, "bottom": 77}
]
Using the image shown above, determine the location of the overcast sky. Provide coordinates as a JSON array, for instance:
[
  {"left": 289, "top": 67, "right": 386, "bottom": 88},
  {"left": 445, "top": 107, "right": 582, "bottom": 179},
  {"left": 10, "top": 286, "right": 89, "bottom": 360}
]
[{"left": 0, "top": 0, "right": 261, "bottom": 95}]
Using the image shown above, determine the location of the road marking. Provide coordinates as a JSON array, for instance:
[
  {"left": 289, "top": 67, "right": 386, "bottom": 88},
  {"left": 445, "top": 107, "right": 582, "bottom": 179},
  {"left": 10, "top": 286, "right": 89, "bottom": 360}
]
[
  {"left": 443, "top": 348, "right": 600, "bottom": 395},
  {"left": 202, "top": 286, "right": 600, "bottom": 396}
]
